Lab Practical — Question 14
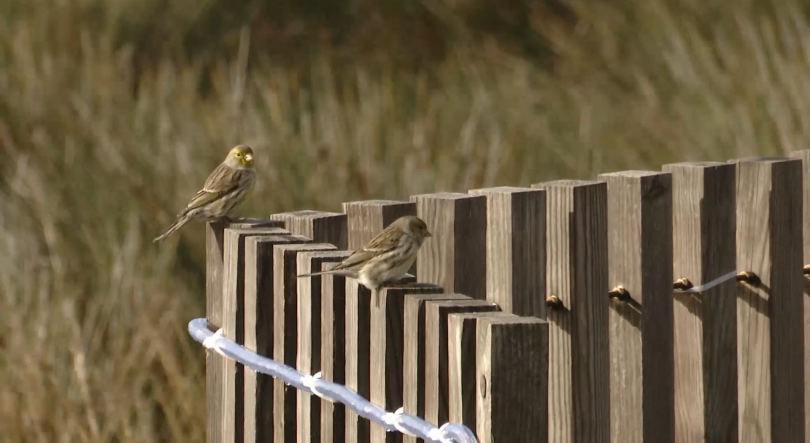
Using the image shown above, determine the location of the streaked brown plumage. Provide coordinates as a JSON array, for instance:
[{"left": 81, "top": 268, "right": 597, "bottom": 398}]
[
  {"left": 154, "top": 145, "right": 256, "bottom": 242},
  {"left": 298, "top": 215, "right": 432, "bottom": 305}
]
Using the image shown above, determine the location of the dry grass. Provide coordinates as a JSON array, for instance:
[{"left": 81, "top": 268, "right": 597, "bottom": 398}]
[{"left": 1, "top": 0, "right": 810, "bottom": 441}]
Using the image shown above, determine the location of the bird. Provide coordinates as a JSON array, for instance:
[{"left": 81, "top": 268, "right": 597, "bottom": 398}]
[
  {"left": 153, "top": 145, "right": 256, "bottom": 242},
  {"left": 298, "top": 215, "right": 432, "bottom": 305}
]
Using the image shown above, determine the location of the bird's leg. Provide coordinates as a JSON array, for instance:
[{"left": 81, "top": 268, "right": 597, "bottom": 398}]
[{"left": 373, "top": 287, "right": 381, "bottom": 308}]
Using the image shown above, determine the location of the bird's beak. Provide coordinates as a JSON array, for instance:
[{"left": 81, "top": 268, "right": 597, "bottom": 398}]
[
  {"left": 425, "top": 230, "right": 432, "bottom": 238},
  {"left": 245, "top": 153, "right": 254, "bottom": 162}
]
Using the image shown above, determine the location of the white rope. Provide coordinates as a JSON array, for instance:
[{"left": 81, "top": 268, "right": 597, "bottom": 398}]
[
  {"left": 674, "top": 270, "right": 738, "bottom": 294},
  {"left": 188, "top": 318, "right": 479, "bottom": 443}
]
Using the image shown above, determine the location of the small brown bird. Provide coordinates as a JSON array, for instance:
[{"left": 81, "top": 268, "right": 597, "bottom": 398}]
[
  {"left": 154, "top": 145, "right": 256, "bottom": 242},
  {"left": 298, "top": 215, "right": 432, "bottom": 304}
]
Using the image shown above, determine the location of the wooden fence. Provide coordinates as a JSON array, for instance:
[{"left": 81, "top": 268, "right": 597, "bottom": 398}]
[{"left": 202, "top": 155, "right": 810, "bottom": 443}]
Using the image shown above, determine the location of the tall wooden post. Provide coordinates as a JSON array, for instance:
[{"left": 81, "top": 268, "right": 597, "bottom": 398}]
[
  {"left": 734, "top": 157, "right": 804, "bottom": 442},
  {"left": 599, "top": 170, "right": 674, "bottom": 442}
]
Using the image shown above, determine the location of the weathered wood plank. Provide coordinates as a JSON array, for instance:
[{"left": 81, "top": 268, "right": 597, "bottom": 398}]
[
  {"left": 663, "top": 162, "right": 738, "bottom": 443},
  {"left": 410, "top": 193, "right": 487, "bottom": 300},
  {"left": 273, "top": 243, "right": 338, "bottom": 443},
  {"left": 206, "top": 222, "right": 229, "bottom": 322},
  {"left": 207, "top": 220, "right": 282, "bottom": 443},
  {"left": 469, "top": 186, "right": 546, "bottom": 318},
  {"left": 402, "top": 293, "right": 469, "bottom": 443},
  {"left": 534, "top": 179, "right": 609, "bottom": 443},
  {"left": 734, "top": 157, "right": 804, "bottom": 442},
  {"left": 320, "top": 261, "right": 352, "bottom": 443},
  {"left": 298, "top": 251, "right": 354, "bottom": 443},
  {"left": 207, "top": 221, "right": 228, "bottom": 443},
  {"left": 244, "top": 234, "right": 310, "bottom": 443},
  {"left": 424, "top": 298, "right": 500, "bottom": 427},
  {"left": 271, "top": 210, "right": 348, "bottom": 250},
  {"left": 345, "top": 281, "right": 372, "bottom": 443},
  {"left": 599, "top": 170, "right": 674, "bottom": 443},
  {"left": 447, "top": 311, "right": 515, "bottom": 434},
  {"left": 476, "top": 316, "right": 549, "bottom": 443},
  {"left": 221, "top": 225, "right": 289, "bottom": 443},
  {"left": 788, "top": 150, "right": 810, "bottom": 443},
  {"left": 370, "top": 283, "right": 443, "bottom": 443}
]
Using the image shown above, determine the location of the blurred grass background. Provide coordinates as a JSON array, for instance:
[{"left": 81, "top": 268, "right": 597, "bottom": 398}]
[{"left": 1, "top": 0, "right": 809, "bottom": 441}]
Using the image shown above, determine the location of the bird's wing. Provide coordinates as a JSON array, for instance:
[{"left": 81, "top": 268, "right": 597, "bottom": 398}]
[
  {"left": 331, "top": 249, "right": 377, "bottom": 271},
  {"left": 331, "top": 224, "right": 402, "bottom": 271},
  {"left": 362, "top": 223, "right": 402, "bottom": 252},
  {"left": 181, "top": 164, "right": 245, "bottom": 214}
]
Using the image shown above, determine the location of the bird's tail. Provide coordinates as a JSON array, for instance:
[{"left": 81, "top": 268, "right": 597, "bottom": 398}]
[
  {"left": 298, "top": 268, "right": 360, "bottom": 279},
  {"left": 297, "top": 270, "right": 334, "bottom": 279},
  {"left": 153, "top": 216, "right": 192, "bottom": 242}
]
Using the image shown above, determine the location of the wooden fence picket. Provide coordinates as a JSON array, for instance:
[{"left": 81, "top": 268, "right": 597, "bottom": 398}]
[
  {"left": 664, "top": 162, "right": 738, "bottom": 442},
  {"left": 734, "top": 157, "right": 804, "bottom": 441},
  {"left": 536, "top": 180, "right": 609, "bottom": 443},
  {"left": 410, "top": 193, "right": 487, "bottom": 300},
  {"left": 469, "top": 186, "right": 546, "bottom": 317},
  {"left": 600, "top": 170, "right": 675, "bottom": 442}
]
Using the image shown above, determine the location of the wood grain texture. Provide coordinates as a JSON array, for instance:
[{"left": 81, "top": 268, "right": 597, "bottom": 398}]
[
  {"left": 475, "top": 316, "right": 549, "bottom": 443},
  {"left": 273, "top": 243, "right": 338, "bottom": 443},
  {"left": 533, "top": 180, "right": 609, "bottom": 443},
  {"left": 271, "top": 210, "right": 348, "bottom": 250},
  {"left": 222, "top": 226, "right": 290, "bottom": 443},
  {"left": 402, "top": 293, "right": 469, "bottom": 443},
  {"left": 469, "top": 186, "right": 547, "bottom": 318},
  {"left": 424, "top": 298, "right": 500, "bottom": 427},
  {"left": 207, "top": 220, "right": 282, "bottom": 443},
  {"left": 207, "top": 221, "right": 228, "bottom": 328},
  {"left": 320, "top": 262, "right": 351, "bottom": 443},
  {"left": 599, "top": 170, "right": 674, "bottom": 443},
  {"left": 447, "top": 311, "right": 515, "bottom": 434},
  {"left": 207, "top": 221, "right": 228, "bottom": 443},
  {"left": 410, "top": 193, "right": 487, "bottom": 300},
  {"left": 734, "top": 157, "right": 805, "bottom": 442},
  {"left": 297, "top": 251, "right": 354, "bottom": 443},
  {"left": 663, "top": 162, "right": 738, "bottom": 443},
  {"left": 345, "top": 281, "right": 372, "bottom": 443},
  {"left": 788, "top": 150, "right": 810, "bottom": 443},
  {"left": 244, "top": 234, "right": 309, "bottom": 443},
  {"left": 369, "top": 283, "right": 444, "bottom": 443}
]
